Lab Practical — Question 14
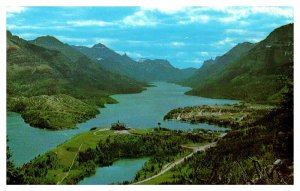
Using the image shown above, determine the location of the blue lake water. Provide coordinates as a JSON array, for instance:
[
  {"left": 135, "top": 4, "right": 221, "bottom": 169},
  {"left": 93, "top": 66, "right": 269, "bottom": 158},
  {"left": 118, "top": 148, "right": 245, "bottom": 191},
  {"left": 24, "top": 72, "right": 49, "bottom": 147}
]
[
  {"left": 79, "top": 158, "right": 149, "bottom": 185},
  {"left": 7, "top": 82, "right": 238, "bottom": 166}
]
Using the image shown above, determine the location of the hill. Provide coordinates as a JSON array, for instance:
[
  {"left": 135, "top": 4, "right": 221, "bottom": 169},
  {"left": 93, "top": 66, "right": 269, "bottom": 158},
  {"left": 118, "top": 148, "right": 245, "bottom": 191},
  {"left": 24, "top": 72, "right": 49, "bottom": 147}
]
[
  {"left": 183, "top": 42, "right": 255, "bottom": 87},
  {"left": 184, "top": 23, "right": 293, "bottom": 103},
  {"left": 7, "top": 31, "right": 145, "bottom": 130},
  {"left": 30, "top": 36, "right": 84, "bottom": 62}
]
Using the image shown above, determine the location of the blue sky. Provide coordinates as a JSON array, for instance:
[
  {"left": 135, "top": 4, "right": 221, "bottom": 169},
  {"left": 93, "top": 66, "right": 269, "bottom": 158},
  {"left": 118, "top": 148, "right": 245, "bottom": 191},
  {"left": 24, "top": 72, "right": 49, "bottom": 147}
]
[{"left": 7, "top": 6, "right": 293, "bottom": 69}]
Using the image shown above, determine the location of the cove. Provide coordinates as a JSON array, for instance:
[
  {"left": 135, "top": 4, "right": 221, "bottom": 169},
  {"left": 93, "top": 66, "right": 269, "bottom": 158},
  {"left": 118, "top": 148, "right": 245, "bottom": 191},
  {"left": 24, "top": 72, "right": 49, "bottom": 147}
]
[
  {"left": 79, "top": 157, "right": 149, "bottom": 185},
  {"left": 7, "top": 82, "right": 238, "bottom": 166}
]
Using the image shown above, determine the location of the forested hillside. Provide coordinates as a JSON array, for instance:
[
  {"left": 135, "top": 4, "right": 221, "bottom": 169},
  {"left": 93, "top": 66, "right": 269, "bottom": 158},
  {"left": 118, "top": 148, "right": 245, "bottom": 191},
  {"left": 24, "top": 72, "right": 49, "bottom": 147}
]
[
  {"left": 7, "top": 31, "right": 145, "bottom": 130},
  {"left": 184, "top": 23, "right": 293, "bottom": 103}
]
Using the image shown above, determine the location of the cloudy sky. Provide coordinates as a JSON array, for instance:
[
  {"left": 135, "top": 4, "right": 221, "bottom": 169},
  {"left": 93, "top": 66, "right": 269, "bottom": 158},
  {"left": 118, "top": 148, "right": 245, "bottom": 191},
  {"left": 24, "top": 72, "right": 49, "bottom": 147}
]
[{"left": 7, "top": 6, "right": 293, "bottom": 69}]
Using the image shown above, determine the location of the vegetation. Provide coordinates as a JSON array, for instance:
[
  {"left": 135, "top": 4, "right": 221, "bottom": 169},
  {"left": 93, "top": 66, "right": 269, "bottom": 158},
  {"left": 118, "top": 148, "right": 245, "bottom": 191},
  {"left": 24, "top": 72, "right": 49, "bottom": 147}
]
[
  {"left": 7, "top": 31, "right": 145, "bottom": 130},
  {"left": 182, "top": 42, "right": 255, "bottom": 88},
  {"left": 7, "top": 127, "right": 216, "bottom": 184},
  {"left": 7, "top": 144, "right": 24, "bottom": 184},
  {"left": 6, "top": 23, "right": 293, "bottom": 185},
  {"left": 164, "top": 103, "right": 274, "bottom": 130},
  {"left": 143, "top": 83, "right": 293, "bottom": 184},
  {"left": 111, "top": 122, "right": 128, "bottom": 130},
  {"left": 8, "top": 94, "right": 99, "bottom": 130},
  {"left": 183, "top": 23, "right": 293, "bottom": 103}
]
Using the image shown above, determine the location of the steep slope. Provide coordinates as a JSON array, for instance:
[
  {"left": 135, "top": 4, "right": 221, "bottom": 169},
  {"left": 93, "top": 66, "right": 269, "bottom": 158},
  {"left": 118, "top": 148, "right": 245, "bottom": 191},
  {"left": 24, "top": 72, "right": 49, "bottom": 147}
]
[
  {"left": 183, "top": 42, "right": 255, "bottom": 87},
  {"left": 135, "top": 59, "right": 197, "bottom": 82},
  {"left": 30, "top": 36, "right": 84, "bottom": 62},
  {"left": 185, "top": 23, "right": 293, "bottom": 103},
  {"left": 7, "top": 31, "right": 145, "bottom": 130},
  {"left": 74, "top": 43, "right": 122, "bottom": 60},
  {"left": 73, "top": 43, "right": 139, "bottom": 77},
  {"left": 73, "top": 44, "right": 196, "bottom": 82}
]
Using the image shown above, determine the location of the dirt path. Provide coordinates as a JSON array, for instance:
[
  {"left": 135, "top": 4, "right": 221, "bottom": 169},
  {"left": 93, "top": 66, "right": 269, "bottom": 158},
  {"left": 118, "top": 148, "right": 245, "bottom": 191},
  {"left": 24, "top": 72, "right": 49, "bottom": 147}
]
[
  {"left": 93, "top": 128, "right": 110, "bottom": 136},
  {"left": 57, "top": 143, "right": 83, "bottom": 185},
  {"left": 133, "top": 142, "right": 216, "bottom": 185}
]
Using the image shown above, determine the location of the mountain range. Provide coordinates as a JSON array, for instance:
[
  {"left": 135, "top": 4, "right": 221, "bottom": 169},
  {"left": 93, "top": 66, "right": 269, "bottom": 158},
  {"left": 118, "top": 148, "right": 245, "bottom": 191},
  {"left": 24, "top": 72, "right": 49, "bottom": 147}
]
[
  {"left": 7, "top": 31, "right": 196, "bottom": 130},
  {"left": 73, "top": 43, "right": 197, "bottom": 82},
  {"left": 6, "top": 23, "right": 293, "bottom": 129},
  {"left": 183, "top": 23, "right": 293, "bottom": 103}
]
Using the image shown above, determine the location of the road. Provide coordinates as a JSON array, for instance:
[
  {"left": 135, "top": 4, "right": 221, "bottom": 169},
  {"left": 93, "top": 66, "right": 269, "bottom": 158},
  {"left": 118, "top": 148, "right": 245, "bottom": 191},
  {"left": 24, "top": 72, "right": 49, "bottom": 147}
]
[
  {"left": 133, "top": 142, "right": 216, "bottom": 185},
  {"left": 57, "top": 143, "right": 83, "bottom": 185}
]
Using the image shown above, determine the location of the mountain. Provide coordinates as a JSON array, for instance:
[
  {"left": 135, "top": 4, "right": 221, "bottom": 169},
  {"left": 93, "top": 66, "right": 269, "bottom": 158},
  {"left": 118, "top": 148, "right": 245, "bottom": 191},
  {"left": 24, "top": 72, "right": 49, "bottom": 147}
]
[
  {"left": 73, "top": 44, "right": 197, "bottom": 82},
  {"left": 7, "top": 31, "right": 145, "bottom": 130},
  {"left": 74, "top": 43, "right": 122, "bottom": 60},
  {"left": 183, "top": 42, "right": 255, "bottom": 87},
  {"left": 134, "top": 59, "right": 197, "bottom": 82},
  {"left": 184, "top": 23, "right": 293, "bottom": 103},
  {"left": 30, "top": 36, "right": 84, "bottom": 62}
]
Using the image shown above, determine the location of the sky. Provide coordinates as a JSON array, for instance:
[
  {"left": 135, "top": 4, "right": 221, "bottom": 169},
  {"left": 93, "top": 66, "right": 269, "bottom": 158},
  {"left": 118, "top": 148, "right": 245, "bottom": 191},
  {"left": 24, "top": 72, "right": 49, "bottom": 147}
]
[{"left": 6, "top": 6, "right": 293, "bottom": 69}]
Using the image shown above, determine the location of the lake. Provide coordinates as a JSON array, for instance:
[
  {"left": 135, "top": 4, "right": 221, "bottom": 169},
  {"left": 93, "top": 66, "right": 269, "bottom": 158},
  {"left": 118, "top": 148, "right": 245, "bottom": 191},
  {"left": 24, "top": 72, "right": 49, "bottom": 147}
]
[
  {"left": 79, "top": 157, "right": 149, "bottom": 185},
  {"left": 7, "top": 82, "right": 238, "bottom": 167}
]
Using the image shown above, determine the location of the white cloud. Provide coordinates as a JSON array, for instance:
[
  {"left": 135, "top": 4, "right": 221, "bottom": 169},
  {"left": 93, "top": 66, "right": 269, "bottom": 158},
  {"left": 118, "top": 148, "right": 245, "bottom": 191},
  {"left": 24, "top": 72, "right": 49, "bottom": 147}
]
[
  {"left": 245, "top": 38, "right": 261, "bottom": 43},
  {"left": 7, "top": 6, "right": 26, "bottom": 17},
  {"left": 189, "top": 58, "right": 203, "bottom": 64},
  {"left": 175, "top": 52, "right": 185, "bottom": 57},
  {"left": 184, "top": 58, "right": 204, "bottom": 67},
  {"left": 216, "top": 7, "right": 292, "bottom": 24},
  {"left": 122, "top": 11, "right": 158, "bottom": 27},
  {"left": 171, "top": 41, "right": 186, "bottom": 47},
  {"left": 125, "top": 52, "right": 143, "bottom": 58},
  {"left": 56, "top": 36, "right": 87, "bottom": 43},
  {"left": 197, "top": 51, "right": 209, "bottom": 56},
  {"left": 7, "top": 24, "right": 42, "bottom": 30},
  {"left": 225, "top": 29, "right": 247, "bottom": 35},
  {"left": 67, "top": 20, "right": 114, "bottom": 27},
  {"left": 250, "top": 7, "right": 293, "bottom": 18},
  {"left": 14, "top": 32, "right": 43, "bottom": 39},
  {"left": 141, "top": 5, "right": 186, "bottom": 14},
  {"left": 218, "top": 16, "right": 239, "bottom": 23},
  {"left": 212, "top": 37, "right": 234, "bottom": 46},
  {"left": 94, "top": 38, "right": 119, "bottom": 47},
  {"left": 7, "top": 24, "right": 72, "bottom": 31},
  {"left": 178, "top": 15, "right": 210, "bottom": 25}
]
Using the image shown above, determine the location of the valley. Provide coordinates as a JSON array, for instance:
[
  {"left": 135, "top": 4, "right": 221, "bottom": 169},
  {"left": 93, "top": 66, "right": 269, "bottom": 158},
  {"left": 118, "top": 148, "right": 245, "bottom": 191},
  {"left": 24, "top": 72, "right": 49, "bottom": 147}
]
[{"left": 6, "top": 22, "right": 294, "bottom": 185}]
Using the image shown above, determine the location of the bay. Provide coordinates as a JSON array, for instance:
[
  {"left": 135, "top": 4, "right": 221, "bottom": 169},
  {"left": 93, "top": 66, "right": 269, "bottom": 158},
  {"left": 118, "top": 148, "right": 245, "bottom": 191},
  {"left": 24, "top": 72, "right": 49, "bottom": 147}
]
[{"left": 7, "top": 82, "right": 238, "bottom": 166}]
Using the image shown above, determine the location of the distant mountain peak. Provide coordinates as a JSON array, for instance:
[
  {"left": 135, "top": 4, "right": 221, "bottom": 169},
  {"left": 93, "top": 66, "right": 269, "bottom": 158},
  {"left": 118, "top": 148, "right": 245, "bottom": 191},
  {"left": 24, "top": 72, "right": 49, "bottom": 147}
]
[
  {"left": 33, "top": 35, "right": 62, "bottom": 44},
  {"left": 92, "top": 43, "right": 107, "bottom": 49}
]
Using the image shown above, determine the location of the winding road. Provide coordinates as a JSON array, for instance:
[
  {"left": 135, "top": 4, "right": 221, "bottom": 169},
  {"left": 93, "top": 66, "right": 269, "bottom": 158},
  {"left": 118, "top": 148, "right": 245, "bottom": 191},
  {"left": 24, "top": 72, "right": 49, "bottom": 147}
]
[{"left": 133, "top": 142, "right": 216, "bottom": 185}]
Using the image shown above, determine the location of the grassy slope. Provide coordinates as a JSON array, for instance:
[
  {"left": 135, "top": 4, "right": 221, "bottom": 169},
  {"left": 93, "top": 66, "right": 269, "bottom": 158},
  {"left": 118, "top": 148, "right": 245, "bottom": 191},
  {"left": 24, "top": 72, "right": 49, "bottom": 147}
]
[
  {"left": 184, "top": 23, "right": 293, "bottom": 103},
  {"left": 7, "top": 32, "right": 145, "bottom": 130}
]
